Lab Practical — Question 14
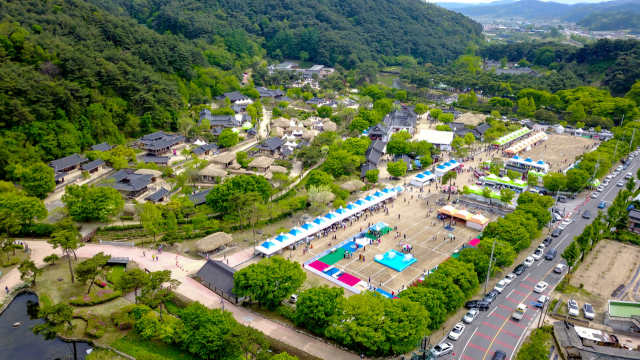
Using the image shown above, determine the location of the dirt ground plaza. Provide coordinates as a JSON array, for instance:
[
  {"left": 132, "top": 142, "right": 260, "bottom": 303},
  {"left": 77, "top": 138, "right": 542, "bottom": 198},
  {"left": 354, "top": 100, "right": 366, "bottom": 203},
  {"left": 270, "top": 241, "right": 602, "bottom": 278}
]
[
  {"left": 509, "top": 133, "right": 599, "bottom": 170},
  {"left": 285, "top": 190, "right": 500, "bottom": 295}
]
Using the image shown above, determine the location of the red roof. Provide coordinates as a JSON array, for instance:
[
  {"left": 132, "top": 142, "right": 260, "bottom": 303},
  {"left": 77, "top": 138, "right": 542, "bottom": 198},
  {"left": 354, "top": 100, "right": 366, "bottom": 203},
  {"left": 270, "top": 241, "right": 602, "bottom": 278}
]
[
  {"left": 337, "top": 273, "right": 361, "bottom": 286},
  {"left": 308, "top": 260, "right": 330, "bottom": 272}
]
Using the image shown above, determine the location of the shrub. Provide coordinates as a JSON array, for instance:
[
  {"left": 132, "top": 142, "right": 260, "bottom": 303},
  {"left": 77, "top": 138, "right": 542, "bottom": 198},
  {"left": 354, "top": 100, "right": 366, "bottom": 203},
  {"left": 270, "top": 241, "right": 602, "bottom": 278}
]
[
  {"left": 120, "top": 216, "right": 134, "bottom": 221},
  {"left": 18, "top": 223, "right": 57, "bottom": 237},
  {"left": 94, "top": 279, "right": 107, "bottom": 288},
  {"left": 111, "top": 304, "right": 152, "bottom": 331},
  {"left": 70, "top": 289, "right": 122, "bottom": 306},
  {"left": 99, "top": 224, "right": 143, "bottom": 232},
  {"left": 135, "top": 314, "right": 160, "bottom": 340},
  {"left": 40, "top": 294, "right": 52, "bottom": 308},
  {"left": 2, "top": 258, "right": 20, "bottom": 267},
  {"left": 74, "top": 309, "right": 107, "bottom": 338}
]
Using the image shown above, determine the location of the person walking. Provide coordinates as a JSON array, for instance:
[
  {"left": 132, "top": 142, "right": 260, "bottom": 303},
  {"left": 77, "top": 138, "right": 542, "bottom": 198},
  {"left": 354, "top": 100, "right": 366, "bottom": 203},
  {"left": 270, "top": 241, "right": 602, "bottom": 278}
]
[{"left": 143, "top": 251, "right": 146, "bottom": 257}]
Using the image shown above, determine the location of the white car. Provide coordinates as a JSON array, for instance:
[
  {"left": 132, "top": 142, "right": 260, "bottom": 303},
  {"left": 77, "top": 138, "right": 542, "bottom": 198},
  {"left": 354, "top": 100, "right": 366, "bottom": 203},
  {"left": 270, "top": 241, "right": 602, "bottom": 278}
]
[
  {"left": 568, "top": 300, "right": 580, "bottom": 317},
  {"left": 606, "top": 175, "right": 614, "bottom": 181},
  {"left": 603, "top": 180, "right": 610, "bottom": 186},
  {"left": 534, "top": 281, "right": 548, "bottom": 293},
  {"left": 537, "top": 243, "right": 546, "bottom": 251},
  {"left": 591, "top": 192, "right": 599, "bottom": 199},
  {"left": 448, "top": 323, "right": 465, "bottom": 340},
  {"left": 537, "top": 295, "right": 549, "bottom": 305},
  {"left": 559, "top": 219, "right": 572, "bottom": 229},
  {"left": 524, "top": 256, "right": 535, "bottom": 267},
  {"left": 532, "top": 249, "right": 543, "bottom": 261},
  {"left": 431, "top": 342, "right": 454, "bottom": 357},
  {"left": 597, "top": 185, "right": 605, "bottom": 192},
  {"left": 617, "top": 165, "right": 624, "bottom": 171},
  {"left": 503, "top": 273, "right": 516, "bottom": 285},
  {"left": 494, "top": 280, "right": 507, "bottom": 293},
  {"left": 618, "top": 180, "right": 625, "bottom": 187},
  {"left": 463, "top": 309, "right": 479, "bottom": 323},
  {"left": 554, "top": 264, "right": 567, "bottom": 273},
  {"left": 583, "top": 303, "right": 595, "bottom": 320}
]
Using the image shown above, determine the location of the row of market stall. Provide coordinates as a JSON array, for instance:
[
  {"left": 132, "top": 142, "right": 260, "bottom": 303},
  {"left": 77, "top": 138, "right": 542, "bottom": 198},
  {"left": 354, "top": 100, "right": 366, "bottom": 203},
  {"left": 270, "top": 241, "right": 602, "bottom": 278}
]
[
  {"left": 255, "top": 186, "right": 404, "bottom": 256},
  {"left": 436, "top": 205, "right": 491, "bottom": 230},
  {"left": 507, "top": 155, "right": 549, "bottom": 174},
  {"left": 481, "top": 174, "right": 528, "bottom": 191},
  {"left": 504, "top": 131, "right": 548, "bottom": 156},
  {"left": 491, "top": 128, "right": 532, "bottom": 148},
  {"left": 409, "top": 159, "right": 464, "bottom": 187}
]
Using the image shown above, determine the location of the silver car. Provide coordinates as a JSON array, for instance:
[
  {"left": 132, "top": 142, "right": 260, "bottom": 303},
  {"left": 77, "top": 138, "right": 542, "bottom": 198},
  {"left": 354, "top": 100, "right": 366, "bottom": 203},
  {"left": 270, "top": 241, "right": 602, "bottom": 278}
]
[
  {"left": 583, "top": 303, "right": 595, "bottom": 320},
  {"left": 463, "top": 308, "right": 479, "bottom": 324}
]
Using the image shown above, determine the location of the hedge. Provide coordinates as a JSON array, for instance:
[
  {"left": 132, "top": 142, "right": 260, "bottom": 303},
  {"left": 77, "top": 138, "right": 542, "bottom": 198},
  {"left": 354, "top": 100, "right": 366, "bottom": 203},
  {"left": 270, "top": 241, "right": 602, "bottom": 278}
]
[
  {"left": 99, "top": 224, "right": 143, "bottom": 231},
  {"left": 2, "top": 258, "right": 20, "bottom": 267},
  {"left": 70, "top": 289, "right": 122, "bottom": 306},
  {"left": 18, "top": 223, "right": 57, "bottom": 237},
  {"left": 73, "top": 309, "right": 107, "bottom": 338}
]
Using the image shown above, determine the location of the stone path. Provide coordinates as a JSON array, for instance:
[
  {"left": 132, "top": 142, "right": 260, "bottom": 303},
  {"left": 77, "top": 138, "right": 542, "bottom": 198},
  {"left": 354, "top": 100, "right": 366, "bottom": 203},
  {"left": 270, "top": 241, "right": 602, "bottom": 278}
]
[{"left": 0, "top": 242, "right": 361, "bottom": 360}]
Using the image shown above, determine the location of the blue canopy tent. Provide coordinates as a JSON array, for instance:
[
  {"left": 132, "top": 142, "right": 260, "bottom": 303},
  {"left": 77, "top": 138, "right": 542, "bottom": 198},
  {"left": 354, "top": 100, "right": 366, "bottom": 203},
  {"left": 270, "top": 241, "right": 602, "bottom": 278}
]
[
  {"left": 394, "top": 186, "right": 403, "bottom": 192},
  {"left": 370, "top": 222, "right": 388, "bottom": 231},
  {"left": 346, "top": 203, "right": 358, "bottom": 211},
  {"left": 301, "top": 223, "right": 316, "bottom": 231},
  {"left": 274, "top": 233, "right": 289, "bottom": 242},
  {"left": 373, "top": 191, "right": 384, "bottom": 197},
  {"left": 324, "top": 213, "right": 338, "bottom": 220},
  {"left": 335, "top": 207, "right": 347, "bottom": 215},
  {"left": 355, "top": 199, "right": 368, "bottom": 206},
  {"left": 313, "top": 217, "right": 327, "bottom": 225},
  {"left": 382, "top": 188, "right": 393, "bottom": 194},
  {"left": 364, "top": 195, "right": 375, "bottom": 201},
  {"left": 289, "top": 228, "right": 303, "bottom": 237},
  {"left": 260, "top": 241, "right": 275, "bottom": 249}
]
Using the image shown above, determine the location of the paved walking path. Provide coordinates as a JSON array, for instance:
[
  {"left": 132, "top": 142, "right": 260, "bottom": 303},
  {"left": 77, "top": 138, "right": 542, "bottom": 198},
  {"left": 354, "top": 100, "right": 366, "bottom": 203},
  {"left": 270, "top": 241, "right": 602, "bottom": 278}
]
[{"left": 0, "top": 242, "right": 361, "bottom": 360}]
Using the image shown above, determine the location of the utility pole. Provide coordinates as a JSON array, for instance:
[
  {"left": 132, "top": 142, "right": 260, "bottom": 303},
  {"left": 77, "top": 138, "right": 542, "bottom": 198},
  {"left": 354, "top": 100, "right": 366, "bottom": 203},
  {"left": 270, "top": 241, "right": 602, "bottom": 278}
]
[
  {"left": 613, "top": 140, "right": 620, "bottom": 168},
  {"left": 630, "top": 128, "right": 636, "bottom": 151},
  {"left": 484, "top": 238, "right": 498, "bottom": 295},
  {"left": 590, "top": 156, "right": 600, "bottom": 190}
]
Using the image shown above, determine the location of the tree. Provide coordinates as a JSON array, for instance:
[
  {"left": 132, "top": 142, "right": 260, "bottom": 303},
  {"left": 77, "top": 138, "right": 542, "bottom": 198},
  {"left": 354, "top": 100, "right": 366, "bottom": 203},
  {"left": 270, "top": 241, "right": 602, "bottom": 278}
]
[
  {"left": 438, "top": 113, "right": 454, "bottom": 123},
  {"left": 271, "top": 353, "right": 299, "bottom": 360},
  {"left": 294, "top": 285, "right": 344, "bottom": 335},
  {"left": 442, "top": 170, "right": 458, "bottom": 200},
  {"left": 543, "top": 173, "right": 567, "bottom": 192},
  {"left": 225, "top": 324, "right": 270, "bottom": 360},
  {"left": 47, "top": 229, "right": 81, "bottom": 283},
  {"left": 62, "top": 184, "right": 124, "bottom": 222},
  {"left": 137, "top": 202, "right": 164, "bottom": 242},
  {"left": 218, "top": 128, "right": 239, "bottom": 148},
  {"left": 206, "top": 175, "right": 272, "bottom": 213},
  {"left": 76, "top": 252, "right": 111, "bottom": 294},
  {"left": 317, "top": 106, "right": 333, "bottom": 118},
  {"left": 561, "top": 241, "right": 580, "bottom": 269},
  {"left": 19, "top": 163, "right": 56, "bottom": 198},
  {"left": 233, "top": 256, "right": 306, "bottom": 311},
  {"left": 365, "top": 169, "right": 380, "bottom": 183},
  {"left": 451, "top": 137, "right": 465, "bottom": 152},
  {"left": 18, "top": 259, "right": 43, "bottom": 285},
  {"left": 399, "top": 286, "right": 447, "bottom": 330},
  {"left": 500, "top": 188, "right": 515, "bottom": 205},
  {"left": 117, "top": 268, "right": 150, "bottom": 304},
  {"left": 517, "top": 58, "right": 531, "bottom": 67},
  {"left": 478, "top": 238, "right": 517, "bottom": 268},
  {"left": 422, "top": 272, "right": 466, "bottom": 314},
  {"left": 464, "top": 132, "right": 475, "bottom": 147},
  {"left": 32, "top": 302, "right": 75, "bottom": 340},
  {"left": 305, "top": 170, "right": 333, "bottom": 190},
  {"left": 430, "top": 108, "right": 442, "bottom": 120},
  {"left": 395, "top": 91, "right": 407, "bottom": 101},
  {"left": 457, "top": 247, "right": 491, "bottom": 282},
  {"left": 302, "top": 92, "right": 313, "bottom": 101},
  {"left": 482, "top": 186, "right": 492, "bottom": 201},
  {"left": 414, "top": 103, "right": 427, "bottom": 115},
  {"left": 438, "top": 258, "right": 480, "bottom": 298},
  {"left": 567, "top": 103, "right": 586, "bottom": 122},
  {"left": 43, "top": 254, "right": 59, "bottom": 265},
  {"left": 140, "top": 270, "right": 181, "bottom": 322},
  {"left": 517, "top": 97, "right": 535, "bottom": 116},
  {"left": 517, "top": 328, "right": 552, "bottom": 360},
  {"left": 0, "top": 191, "right": 47, "bottom": 236},
  {"left": 566, "top": 169, "right": 590, "bottom": 192},
  {"left": 500, "top": 57, "right": 508, "bottom": 68},
  {"left": 506, "top": 170, "right": 520, "bottom": 181},
  {"left": 358, "top": 96, "right": 373, "bottom": 109},
  {"left": 180, "top": 303, "right": 239, "bottom": 359},
  {"left": 387, "top": 161, "right": 407, "bottom": 178}
]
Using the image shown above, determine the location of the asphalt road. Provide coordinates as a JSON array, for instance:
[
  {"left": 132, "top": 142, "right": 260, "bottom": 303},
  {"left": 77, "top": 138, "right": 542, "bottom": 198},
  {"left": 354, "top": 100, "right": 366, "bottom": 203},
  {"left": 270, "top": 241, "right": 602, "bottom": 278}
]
[{"left": 442, "top": 156, "right": 640, "bottom": 360}]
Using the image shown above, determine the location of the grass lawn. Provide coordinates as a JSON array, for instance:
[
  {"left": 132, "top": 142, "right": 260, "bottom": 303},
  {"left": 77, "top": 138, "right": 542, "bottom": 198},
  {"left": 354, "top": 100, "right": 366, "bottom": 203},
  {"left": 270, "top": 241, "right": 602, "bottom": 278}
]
[
  {"left": 377, "top": 73, "right": 396, "bottom": 87},
  {"left": 112, "top": 333, "right": 201, "bottom": 360},
  {"left": 0, "top": 248, "right": 30, "bottom": 276},
  {"left": 106, "top": 265, "right": 126, "bottom": 285}
]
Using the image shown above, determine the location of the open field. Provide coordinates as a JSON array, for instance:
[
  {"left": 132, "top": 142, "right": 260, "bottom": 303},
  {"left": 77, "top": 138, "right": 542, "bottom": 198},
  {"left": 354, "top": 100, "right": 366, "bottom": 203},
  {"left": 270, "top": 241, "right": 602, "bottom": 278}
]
[{"left": 518, "top": 133, "right": 599, "bottom": 172}]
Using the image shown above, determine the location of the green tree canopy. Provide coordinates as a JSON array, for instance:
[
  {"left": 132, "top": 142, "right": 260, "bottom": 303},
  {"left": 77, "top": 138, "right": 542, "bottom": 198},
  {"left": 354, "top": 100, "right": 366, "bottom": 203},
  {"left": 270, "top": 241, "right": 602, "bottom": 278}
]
[
  {"left": 62, "top": 184, "right": 124, "bottom": 222},
  {"left": 387, "top": 161, "right": 408, "bottom": 178},
  {"left": 206, "top": 175, "right": 272, "bottom": 213},
  {"left": 294, "top": 285, "right": 344, "bottom": 335},
  {"left": 218, "top": 128, "right": 239, "bottom": 148}
]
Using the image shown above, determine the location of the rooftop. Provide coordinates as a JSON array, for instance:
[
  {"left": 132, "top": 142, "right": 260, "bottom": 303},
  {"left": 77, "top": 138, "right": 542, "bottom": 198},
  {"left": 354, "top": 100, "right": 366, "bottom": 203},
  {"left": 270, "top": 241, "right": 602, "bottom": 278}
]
[
  {"left": 145, "top": 187, "right": 170, "bottom": 202},
  {"left": 91, "top": 142, "right": 112, "bottom": 152},
  {"left": 99, "top": 169, "right": 153, "bottom": 192},
  {"left": 49, "top": 153, "right": 88, "bottom": 172},
  {"left": 188, "top": 189, "right": 212, "bottom": 206},
  {"left": 609, "top": 300, "right": 640, "bottom": 318}
]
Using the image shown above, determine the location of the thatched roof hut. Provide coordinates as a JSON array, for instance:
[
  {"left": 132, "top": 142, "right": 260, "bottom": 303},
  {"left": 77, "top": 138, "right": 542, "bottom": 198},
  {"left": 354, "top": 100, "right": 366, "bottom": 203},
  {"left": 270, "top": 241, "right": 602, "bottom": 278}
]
[
  {"left": 323, "top": 121, "right": 337, "bottom": 132},
  {"left": 272, "top": 118, "right": 290, "bottom": 128},
  {"left": 211, "top": 152, "right": 236, "bottom": 166},
  {"left": 273, "top": 127, "right": 284, "bottom": 138},
  {"left": 340, "top": 180, "right": 365, "bottom": 192},
  {"left": 198, "top": 165, "right": 228, "bottom": 178},
  {"left": 457, "top": 113, "right": 486, "bottom": 126},
  {"left": 195, "top": 232, "right": 233, "bottom": 252},
  {"left": 135, "top": 169, "right": 163, "bottom": 177},
  {"left": 300, "top": 120, "right": 313, "bottom": 127}
]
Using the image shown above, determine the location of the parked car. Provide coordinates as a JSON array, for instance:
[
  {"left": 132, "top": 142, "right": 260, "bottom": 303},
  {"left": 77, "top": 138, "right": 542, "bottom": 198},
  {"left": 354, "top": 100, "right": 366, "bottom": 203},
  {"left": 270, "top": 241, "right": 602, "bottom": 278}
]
[
  {"left": 599, "top": 201, "right": 606, "bottom": 209},
  {"left": 568, "top": 300, "right": 580, "bottom": 317},
  {"left": 494, "top": 280, "right": 507, "bottom": 294},
  {"left": 537, "top": 243, "right": 546, "bottom": 251},
  {"left": 554, "top": 264, "right": 567, "bottom": 273},
  {"left": 503, "top": 273, "right": 516, "bottom": 285},
  {"left": 465, "top": 300, "right": 490, "bottom": 311},
  {"left": 534, "top": 281, "right": 549, "bottom": 293},
  {"left": 463, "top": 309, "right": 479, "bottom": 323},
  {"left": 591, "top": 192, "right": 599, "bottom": 199},
  {"left": 537, "top": 295, "right": 549, "bottom": 305},
  {"left": 623, "top": 164, "right": 629, "bottom": 170},
  {"left": 514, "top": 263, "right": 527, "bottom": 275},
  {"left": 582, "top": 210, "right": 591, "bottom": 219},
  {"left": 617, "top": 165, "right": 624, "bottom": 171},
  {"left": 546, "top": 248, "right": 558, "bottom": 260},
  {"left": 448, "top": 323, "right": 465, "bottom": 340},
  {"left": 532, "top": 249, "right": 543, "bottom": 261},
  {"left": 543, "top": 237, "right": 553, "bottom": 246},
  {"left": 431, "top": 342, "right": 454, "bottom": 357},
  {"left": 603, "top": 180, "right": 610, "bottom": 186},
  {"left": 597, "top": 185, "right": 605, "bottom": 192},
  {"left": 558, "top": 219, "right": 571, "bottom": 230},
  {"left": 492, "top": 350, "right": 507, "bottom": 360},
  {"left": 626, "top": 172, "right": 633, "bottom": 179},
  {"left": 557, "top": 195, "right": 568, "bottom": 203},
  {"left": 524, "top": 256, "right": 535, "bottom": 267},
  {"left": 483, "top": 290, "right": 499, "bottom": 304},
  {"left": 290, "top": 294, "right": 298, "bottom": 303},
  {"left": 614, "top": 171, "right": 620, "bottom": 177},
  {"left": 552, "top": 208, "right": 564, "bottom": 217},
  {"left": 583, "top": 303, "right": 595, "bottom": 320},
  {"left": 552, "top": 228, "right": 563, "bottom": 237},
  {"left": 618, "top": 181, "right": 625, "bottom": 187}
]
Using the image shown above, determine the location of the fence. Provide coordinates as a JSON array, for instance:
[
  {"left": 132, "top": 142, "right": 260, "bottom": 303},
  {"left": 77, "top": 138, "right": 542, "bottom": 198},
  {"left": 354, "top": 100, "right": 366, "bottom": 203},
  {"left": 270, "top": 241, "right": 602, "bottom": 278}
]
[
  {"left": 81, "top": 229, "right": 97, "bottom": 242},
  {"left": 458, "top": 199, "right": 513, "bottom": 216},
  {"left": 99, "top": 240, "right": 135, "bottom": 247},
  {"left": 199, "top": 279, "right": 245, "bottom": 304}
]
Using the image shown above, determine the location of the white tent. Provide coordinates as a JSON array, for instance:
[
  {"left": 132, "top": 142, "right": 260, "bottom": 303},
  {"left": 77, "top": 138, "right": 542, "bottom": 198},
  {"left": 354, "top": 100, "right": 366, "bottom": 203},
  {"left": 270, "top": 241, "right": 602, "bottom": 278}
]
[
  {"left": 193, "top": 139, "right": 206, "bottom": 146},
  {"left": 410, "top": 170, "right": 436, "bottom": 187},
  {"left": 434, "top": 160, "right": 461, "bottom": 177}
]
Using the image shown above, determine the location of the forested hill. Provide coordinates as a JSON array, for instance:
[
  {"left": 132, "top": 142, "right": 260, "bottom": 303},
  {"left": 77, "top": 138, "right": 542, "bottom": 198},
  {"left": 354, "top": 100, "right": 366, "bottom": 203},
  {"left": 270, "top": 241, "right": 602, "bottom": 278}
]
[
  {"left": 577, "top": 9, "right": 640, "bottom": 30},
  {"left": 91, "top": 0, "right": 483, "bottom": 66}
]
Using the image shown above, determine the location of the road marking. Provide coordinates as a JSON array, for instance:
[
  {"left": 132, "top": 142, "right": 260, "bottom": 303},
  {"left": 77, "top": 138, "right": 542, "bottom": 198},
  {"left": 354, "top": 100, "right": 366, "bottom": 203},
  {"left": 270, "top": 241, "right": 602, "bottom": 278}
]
[
  {"left": 468, "top": 342, "right": 489, "bottom": 353},
  {"left": 488, "top": 307, "right": 497, "bottom": 317},
  {"left": 523, "top": 273, "right": 529, "bottom": 282},
  {"left": 482, "top": 322, "right": 520, "bottom": 339},
  {"left": 507, "top": 288, "right": 515, "bottom": 297},
  {"left": 537, "top": 260, "right": 545, "bottom": 267},
  {"left": 474, "top": 331, "right": 516, "bottom": 350},
  {"left": 461, "top": 332, "right": 474, "bottom": 359},
  {"left": 481, "top": 261, "right": 560, "bottom": 360},
  {"left": 524, "top": 277, "right": 538, "bottom": 283},
  {"left": 519, "top": 283, "right": 534, "bottom": 290},
  {"left": 461, "top": 355, "right": 476, "bottom": 360}
]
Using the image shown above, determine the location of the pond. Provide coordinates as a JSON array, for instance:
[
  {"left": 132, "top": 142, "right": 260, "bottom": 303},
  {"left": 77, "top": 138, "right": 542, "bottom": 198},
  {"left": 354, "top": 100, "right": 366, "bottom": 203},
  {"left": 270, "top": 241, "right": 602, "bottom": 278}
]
[{"left": 0, "top": 293, "right": 92, "bottom": 360}]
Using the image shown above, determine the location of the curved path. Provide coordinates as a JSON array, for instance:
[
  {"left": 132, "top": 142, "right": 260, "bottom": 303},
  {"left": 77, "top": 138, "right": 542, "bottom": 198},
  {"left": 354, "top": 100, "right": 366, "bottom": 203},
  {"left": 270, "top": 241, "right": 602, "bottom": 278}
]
[{"left": 0, "top": 242, "right": 361, "bottom": 360}]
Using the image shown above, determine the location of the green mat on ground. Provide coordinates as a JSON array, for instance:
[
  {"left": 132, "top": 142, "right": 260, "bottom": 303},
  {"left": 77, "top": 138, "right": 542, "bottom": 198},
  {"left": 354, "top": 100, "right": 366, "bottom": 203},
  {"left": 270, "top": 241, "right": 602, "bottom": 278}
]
[
  {"left": 319, "top": 248, "right": 347, "bottom": 266},
  {"left": 365, "top": 233, "right": 377, "bottom": 240}
]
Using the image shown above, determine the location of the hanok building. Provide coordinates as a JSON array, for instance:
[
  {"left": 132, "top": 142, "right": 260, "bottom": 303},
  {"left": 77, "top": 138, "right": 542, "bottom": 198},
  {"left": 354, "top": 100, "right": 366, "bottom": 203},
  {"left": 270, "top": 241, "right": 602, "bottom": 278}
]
[
  {"left": 141, "top": 155, "right": 170, "bottom": 167},
  {"left": 256, "top": 137, "right": 286, "bottom": 156},
  {"left": 191, "top": 143, "right": 218, "bottom": 158},
  {"left": 305, "top": 97, "right": 330, "bottom": 107},
  {"left": 49, "top": 153, "right": 88, "bottom": 173},
  {"left": 99, "top": 169, "right": 153, "bottom": 198},
  {"left": 360, "top": 163, "right": 378, "bottom": 180},
  {"left": 90, "top": 142, "right": 112, "bottom": 152},
  {"left": 136, "top": 131, "right": 185, "bottom": 155},
  {"left": 198, "top": 164, "right": 227, "bottom": 183},
  {"left": 247, "top": 156, "right": 274, "bottom": 173},
  {"left": 215, "top": 91, "right": 251, "bottom": 103},
  {"left": 255, "top": 86, "right": 287, "bottom": 99},
  {"left": 196, "top": 259, "right": 245, "bottom": 304},
  {"left": 145, "top": 187, "right": 170, "bottom": 204},
  {"left": 553, "top": 321, "right": 640, "bottom": 360},
  {"left": 628, "top": 210, "right": 640, "bottom": 234},
  {"left": 365, "top": 140, "right": 386, "bottom": 166},
  {"left": 210, "top": 152, "right": 236, "bottom": 169},
  {"left": 80, "top": 159, "right": 106, "bottom": 176},
  {"left": 246, "top": 127, "right": 258, "bottom": 139},
  {"left": 471, "top": 123, "right": 491, "bottom": 140},
  {"left": 198, "top": 109, "right": 242, "bottom": 131},
  {"left": 382, "top": 105, "right": 418, "bottom": 134},
  {"left": 440, "top": 107, "right": 463, "bottom": 119},
  {"left": 367, "top": 123, "right": 390, "bottom": 142},
  {"left": 188, "top": 188, "right": 212, "bottom": 206}
]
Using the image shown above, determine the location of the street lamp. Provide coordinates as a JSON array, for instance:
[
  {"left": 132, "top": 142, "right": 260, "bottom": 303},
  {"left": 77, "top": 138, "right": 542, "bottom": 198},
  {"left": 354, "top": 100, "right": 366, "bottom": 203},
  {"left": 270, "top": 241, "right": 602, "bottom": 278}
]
[{"left": 484, "top": 238, "right": 505, "bottom": 295}]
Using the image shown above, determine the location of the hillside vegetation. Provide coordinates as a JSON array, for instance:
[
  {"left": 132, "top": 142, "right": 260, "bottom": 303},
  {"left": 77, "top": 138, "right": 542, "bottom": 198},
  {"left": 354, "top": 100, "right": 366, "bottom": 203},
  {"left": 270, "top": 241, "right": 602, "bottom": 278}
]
[{"left": 577, "top": 10, "right": 640, "bottom": 30}]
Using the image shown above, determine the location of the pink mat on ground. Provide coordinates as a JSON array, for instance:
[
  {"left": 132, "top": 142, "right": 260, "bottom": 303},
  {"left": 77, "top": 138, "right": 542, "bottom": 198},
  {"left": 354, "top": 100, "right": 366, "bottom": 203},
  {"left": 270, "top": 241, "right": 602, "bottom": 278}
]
[
  {"left": 308, "top": 260, "right": 330, "bottom": 272},
  {"left": 469, "top": 238, "right": 480, "bottom": 247},
  {"left": 337, "top": 273, "right": 361, "bottom": 286}
]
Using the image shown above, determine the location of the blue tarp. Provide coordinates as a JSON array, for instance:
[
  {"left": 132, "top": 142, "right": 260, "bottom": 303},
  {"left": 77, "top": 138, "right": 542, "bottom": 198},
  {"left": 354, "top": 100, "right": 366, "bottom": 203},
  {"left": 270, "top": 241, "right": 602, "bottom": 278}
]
[
  {"left": 415, "top": 160, "right": 422, "bottom": 168},
  {"left": 324, "top": 267, "right": 341, "bottom": 276},
  {"left": 340, "top": 241, "right": 361, "bottom": 252},
  {"left": 375, "top": 288, "right": 395, "bottom": 298}
]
